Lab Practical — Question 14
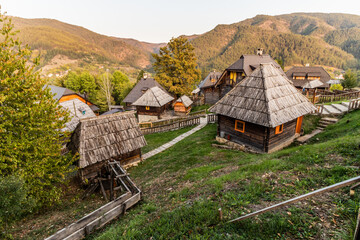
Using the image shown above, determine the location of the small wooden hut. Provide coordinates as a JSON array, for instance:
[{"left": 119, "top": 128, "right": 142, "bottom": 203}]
[
  {"left": 122, "top": 77, "right": 168, "bottom": 110},
  {"left": 286, "top": 66, "right": 331, "bottom": 90},
  {"left": 174, "top": 95, "right": 193, "bottom": 116},
  {"left": 199, "top": 71, "right": 222, "bottom": 105},
  {"left": 68, "top": 111, "right": 147, "bottom": 181},
  {"left": 132, "top": 86, "right": 174, "bottom": 122},
  {"left": 209, "top": 63, "right": 317, "bottom": 153}
]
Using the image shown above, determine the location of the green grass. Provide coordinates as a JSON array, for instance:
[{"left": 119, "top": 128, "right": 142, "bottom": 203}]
[
  {"left": 88, "top": 111, "right": 360, "bottom": 239},
  {"left": 302, "top": 114, "right": 321, "bottom": 134},
  {"left": 142, "top": 126, "right": 196, "bottom": 154},
  {"left": 191, "top": 104, "right": 211, "bottom": 113}
]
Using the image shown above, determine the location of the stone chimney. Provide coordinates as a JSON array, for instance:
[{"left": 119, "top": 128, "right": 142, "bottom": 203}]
[
  {"left": 305, "top": 63, "right": 310, "bottom": 67},
  {"left": 257, "top": 48, "right": 263, "bottom": 56}
]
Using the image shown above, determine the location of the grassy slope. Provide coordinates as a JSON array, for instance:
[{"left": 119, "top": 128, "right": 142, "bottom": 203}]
[
  {"left": 142, "top": 126, "right": 195, "bottom": 154},
  {"left": 89, "top": 111, "right": 360, "bottom": 240}
]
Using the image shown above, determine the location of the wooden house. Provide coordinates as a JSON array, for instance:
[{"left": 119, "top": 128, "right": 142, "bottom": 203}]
[
  {"left": 47, "top": 85, "right": 100, "bottom": 114},
  {"left": 59, "top": 98, "right": 97, "bottom": 132},
  {"left": 174, "top": 95, "right": 193, "bottom": 116},
  {"left": 209, "top": 63, "right": 316, "bottom": 153},
  {"left": 199, "top": 71, "right": 222, "bottom": 104},
  {"left": 68, "top": 111, "right": 147, "bottom": 181},
  {"left": 214, "top": 51, "right": 284, "bottom": 100},
  {"left": 123, "top": 77, "right": 168, "bottom": 110},
  {"left": 286, "top": 66, "right": 331, "bottom": 90},
  {"left": 132, "top": 86, "right": 174, "bottom": 122}
]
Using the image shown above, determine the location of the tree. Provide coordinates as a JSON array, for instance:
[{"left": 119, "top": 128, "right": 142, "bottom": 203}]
[
  {"left": 0, "top": 176, "right": 35, "bottom": 239},
  {"left": 112, "top": 70, "right": 132, "bottom": 105},
  {"left": 152, "top": 37, "right": 201, "bottom": 97},
  {"left": 330, "top": 84, "right": 344, "bottom": 91},
  {"left": 63, "top": 71, "right": 97, "bottom": 98},
  {"left": 136, "top": 70, "right": 145, "bottom": 82},
  {"left": 98, "top": 71, "right": 114, "bottom": 110},
  {"left": 0, "top": 12, "right": 74, "bottom": 207},
  {"left": 341, "top": 69, "right": 358, "bottom": 89}
]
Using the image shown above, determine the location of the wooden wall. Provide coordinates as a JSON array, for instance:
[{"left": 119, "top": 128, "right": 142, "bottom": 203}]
[
  {"left": 266, "top": 119, "right": 297, "bottom": 152},
  {"left": 59, "top": 94, "right": 93, "bottom": 106},
  {"left": 174, "top": 102, "right": 191, "bottom": 115},
  {"left": 136, "top": 105, "right": 164, "bottom": 116},
  {"left": 218, "top": 115, "right": 267, "bottom": 151},
  {"left": 218, "top": 115, "right": 298, "bottom": 153},
  {"left": 203, "top": 87, "right": 220, "bottom": 105},
  {"left": 79, "top": 149, "right": 142, "bottom": 181}
]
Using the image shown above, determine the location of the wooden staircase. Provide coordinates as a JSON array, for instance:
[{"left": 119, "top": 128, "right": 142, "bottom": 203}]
[{"left": 317, "top": 117, "right": 338, "bottom": 130}]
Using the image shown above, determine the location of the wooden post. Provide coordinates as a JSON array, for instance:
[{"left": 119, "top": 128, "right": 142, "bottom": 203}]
[
  {"left": 218, "top": 208, "right": 223, "bottom": 221},
  {"left": 99, "top": 179, "right": 108, "bottom": 202},
  {"left": 354, "top": 206, "right": 360, "bottom": 240},
  {"left": 109, "top": 173, "right": 114, "bottom": 201}
]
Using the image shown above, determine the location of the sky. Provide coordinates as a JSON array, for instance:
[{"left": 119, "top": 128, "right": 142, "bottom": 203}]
[{"left": 1, "top": 0, "right": 360, "bottom": 43}]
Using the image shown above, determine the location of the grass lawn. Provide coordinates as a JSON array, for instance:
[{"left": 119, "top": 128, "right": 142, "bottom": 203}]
[
  {"left": 142, "top": 126, "right": 196, "bottom": 154},
  {"left": 88, "top": 110, "right": 360, "bottom": 240}
]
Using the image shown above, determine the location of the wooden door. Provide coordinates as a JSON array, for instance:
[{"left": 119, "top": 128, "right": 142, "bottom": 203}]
[{"left": 296, "top": 116, "right": 303, "bottom": 134}]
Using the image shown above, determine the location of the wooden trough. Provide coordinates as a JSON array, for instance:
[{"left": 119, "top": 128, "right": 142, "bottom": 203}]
[{"left": 45, "top": 161, "right": 141, "bottom": 240}]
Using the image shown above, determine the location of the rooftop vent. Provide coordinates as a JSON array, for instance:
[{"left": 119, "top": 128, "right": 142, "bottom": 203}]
[{"left": 257, "top": 48, "right": 263, "bottom": 56}]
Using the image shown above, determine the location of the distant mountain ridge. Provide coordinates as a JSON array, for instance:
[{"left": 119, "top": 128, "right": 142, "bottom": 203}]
[{"left": 6, "top": 12, "right": 360, "bottom": 76}]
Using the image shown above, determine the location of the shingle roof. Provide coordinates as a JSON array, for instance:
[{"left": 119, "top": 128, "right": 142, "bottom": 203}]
[
  {"left": 60, "top": 98, "right": 96, "bottom": 132},
  {"left": 199, "top": 71, "right": 222, "bottom": 89},
  {"left": 176, "top": 95, "right": 193, "bottom": 108},
  {"left": 209, "top": 63, "right": 317, "bottom": 128},
  {"left": 69, "top": 111, "right": 147, "bottom": 169},
  {"left": 286, "top": 66, "right": 331, "bottom": 88},
  {"left": 226, "top": 55, "right": 281, "bottom": 76},
  {"left": 132, "top": 86, "right": 174, "bottom": 107},
  {"left": 46, "top": 85, "right": 76, "bottom": 101},
  {"left": 123, "top": 78, "right": 168, "bottom": 104}
]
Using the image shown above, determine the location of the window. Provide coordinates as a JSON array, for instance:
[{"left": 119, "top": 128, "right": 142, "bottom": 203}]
[
  {"left": 145, "top": 106, "right": 150, "bottom": 110},
  {"left": 275, "top": 124, "right": 284, "bottom": 134},
  {"left": 210, "top": 78, "right": 216, "bottom": 83},
  {"left": 294, "top": 76, "right": 305, "bottom": 80},
  {"left": 308, "top": 76, "right": 320, "bottom": 80},
  {"left": 235, "top": 120, "right": 245, "bottom": 133}
]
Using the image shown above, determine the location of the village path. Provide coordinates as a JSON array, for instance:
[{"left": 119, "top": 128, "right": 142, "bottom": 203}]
[{"left": 142, "top": 117, "right": 208, "bottom": 160}]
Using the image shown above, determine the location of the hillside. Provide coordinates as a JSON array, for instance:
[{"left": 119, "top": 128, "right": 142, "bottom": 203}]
[
  {"left": 86, "top": 111, "right": 360, "bottom": 239},
  {"left": 8, "top": 17, "right": 163, "bottom": 76},
  {"left": 6, "top": 13, "right": 360, "bottom": 77},
  {"left": 190, "top": 13, "right": 360, "bottom": 72}
]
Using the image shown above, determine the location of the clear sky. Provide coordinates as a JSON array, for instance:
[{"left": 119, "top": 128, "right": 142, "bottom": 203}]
[{"left": 1, "top": 0, "right": 360, "bottom": 43}]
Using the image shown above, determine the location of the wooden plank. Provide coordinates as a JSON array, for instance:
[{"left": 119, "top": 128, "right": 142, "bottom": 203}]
[
  {"left": 228, "top": 175, "right": 360, "bottom": 223},
  {"left": 45, "top": 192, "right": 131, "bottom": 240}
]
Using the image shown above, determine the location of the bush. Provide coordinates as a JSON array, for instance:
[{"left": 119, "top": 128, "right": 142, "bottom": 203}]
[
  {"left": 330, "top": 84, "right": 344, "bottom": 91},
  {"left": 0, "top": 176, "right": 35, "bottom": 239}
]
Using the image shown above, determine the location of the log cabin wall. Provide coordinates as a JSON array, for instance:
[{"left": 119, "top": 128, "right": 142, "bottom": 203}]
[
  {"left": 267, "top": 119, "right": 297, "bottom": 152},
  {"left": 204, "top": 87, "right": 220, "bottom": 105},
  {"left": 218, "top": 115, "right": 267, "bottom": 151},
  {"left": 79, "top": 149, "right": 142, "bottom": 180},
  {"left": 136, "top": 105, "right": 164, "bottom": 116}
]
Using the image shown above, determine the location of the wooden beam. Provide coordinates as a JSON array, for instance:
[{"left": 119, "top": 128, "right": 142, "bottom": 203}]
[{"left": 228, "top": 175, "right": 360, "bottom": 223}]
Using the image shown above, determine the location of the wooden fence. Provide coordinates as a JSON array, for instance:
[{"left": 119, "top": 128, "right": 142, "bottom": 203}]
[
  {"left": 349, "top": 98, "right": 360, "bottom": 111},
  {"left": 189, "top": 109, "right": 207, "bottom": 117},
  {"left": 207, "top": 113, "right": 218, "bottom": 123},
  {"left": 141, "top": 116, "right": 200, "bottom": 135},
  {"left": 316, "top": 91, "right": 360, "bottom": 103},
  {"left": 45, "top": 163, "right": 140, "bottom": 240}
]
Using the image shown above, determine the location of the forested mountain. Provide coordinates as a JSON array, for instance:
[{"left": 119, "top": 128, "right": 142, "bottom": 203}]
[
  {"left": 190, "top": 13, "right": 360, "bottom": 72},
  {"left": 6, "top": 13, "right": 360, "bottom": 77},
  {"left": 8, "top": 17, "right": 163, "bottom": 74}
]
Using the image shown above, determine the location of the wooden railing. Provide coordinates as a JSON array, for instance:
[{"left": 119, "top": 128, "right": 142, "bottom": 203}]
[
  {"left": 349, "top": 98, "right": 360, "bottom": 111},
  {"left": 317, "top": 91, "right": 360, "bottom": 103},
  {"left": 141, "top": 116, "right": 200, "bottom": 135},
  {"left": 207, "top": 113, "right": 218, "bottom": 123}
]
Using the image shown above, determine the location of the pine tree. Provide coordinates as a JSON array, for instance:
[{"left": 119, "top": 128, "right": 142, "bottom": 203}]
[
  {"left": 0, "top": 12, "right": 74, "bottom": 207},
  {"left": 152, "top": 37, "right": 201, "bottom": 97},
  {"left": 341, "top": 69, "right": 358, "bottom": 89}
]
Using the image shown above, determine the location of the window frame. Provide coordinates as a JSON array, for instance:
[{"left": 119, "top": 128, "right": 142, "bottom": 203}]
[
  {"left": 275, "top": 124, "right": 284, "bottom": 134},
  {"left": 235, "top": 120, "right": 245, "bottom": 133}
]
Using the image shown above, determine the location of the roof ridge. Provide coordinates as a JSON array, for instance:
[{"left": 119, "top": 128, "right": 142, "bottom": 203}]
[
  {"left": 150, "top": 87, "right": 162, "bottom": 107},
  {"left": 260, "top": 65, "right": 272, "bottom": 127}
]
